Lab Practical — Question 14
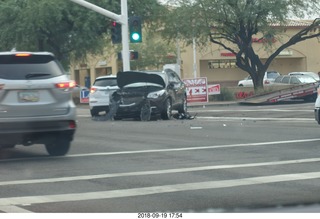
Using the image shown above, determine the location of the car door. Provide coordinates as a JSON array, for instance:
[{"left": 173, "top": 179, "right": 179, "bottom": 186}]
[{"left": 165, "top": 70, "right": 186, "bottom": 109}]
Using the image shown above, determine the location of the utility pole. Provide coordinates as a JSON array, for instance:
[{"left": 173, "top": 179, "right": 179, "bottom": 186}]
[
  {"left": 69, "top": 0, "right": 130, "bottom": 71},
  {"left": 193, "top": 38, "right": 197, "bottom": 78}
]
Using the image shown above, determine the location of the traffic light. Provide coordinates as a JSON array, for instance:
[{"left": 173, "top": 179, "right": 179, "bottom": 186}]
[
  {"left": 129, "top": 16, "right": 142, "bottom": 43},
  {"left": 111, "top": 21, "right": 122, "bottom": 44},
  {"left": 117, "top": 51, "right": 139, "bottom": 60},
  {"left": 130, "top": 51, "right": 139, "bottom": 60}
]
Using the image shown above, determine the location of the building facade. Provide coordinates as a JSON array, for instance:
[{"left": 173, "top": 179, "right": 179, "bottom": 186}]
[{"left": 70, "top": 20, "right": 320, "bottom": 88}]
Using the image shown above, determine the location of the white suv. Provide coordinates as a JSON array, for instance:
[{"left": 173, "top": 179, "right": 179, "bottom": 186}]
[
  {"left": 0, "top": 51, "right": 77, "bottom": 156},
  {"left": 89, "top": 75, "right": 118, "bottom": 117},
  {"left": 238, "top": 71, "right": 280, "bottom": 87}
]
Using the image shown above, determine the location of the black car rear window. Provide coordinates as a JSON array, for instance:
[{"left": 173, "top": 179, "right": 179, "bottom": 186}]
[
  {"left": 94, "top": 78, "right": 117, "bottom": 86},
  {"left": 0, "top": 55, "right": 64, "bottom": 80}
]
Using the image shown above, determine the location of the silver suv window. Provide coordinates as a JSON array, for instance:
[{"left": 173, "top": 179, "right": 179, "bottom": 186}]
[{"left": 0, "top": 54, "right": 64, "bottom": 80}]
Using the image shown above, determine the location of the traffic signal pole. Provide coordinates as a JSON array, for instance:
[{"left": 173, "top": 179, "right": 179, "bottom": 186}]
[
  {"left": 69, "top": 0, "right": 130, "bottom": 71},
  {"left": 120, "top": 0, "right": 130, "bottom": 71}
]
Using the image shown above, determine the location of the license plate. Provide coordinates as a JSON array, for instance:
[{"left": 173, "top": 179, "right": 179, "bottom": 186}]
[{"left": 18, "top": 91, "right": 40, "bottom": 102}]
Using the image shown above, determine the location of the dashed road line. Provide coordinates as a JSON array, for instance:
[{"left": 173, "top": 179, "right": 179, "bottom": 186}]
[
  {"left": 197, "top": 116, "right": 314, "bottom": 121},
  {"left": 1, "top": 138, "right": 320, "bottom": 162}
]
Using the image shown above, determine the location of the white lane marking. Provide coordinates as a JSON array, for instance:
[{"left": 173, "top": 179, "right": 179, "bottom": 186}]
[
  {"left": 1, "top": 158, "right": 320, "bottom": 186},
  {"left": 1, "top": 138, "right": 320, "bottom": 163},
  {"left": 78, "top": 114, "right": 314, "bottom": 121},
  {"left": 67, "top": 138, "right": 320, "bottom": 158},
  {"left": 0, "top": 205, "right": 33, "bottom": 213},
  {"left": 189, "top": 109, "right": 312, "bottom": 112},
  {"left": 197, "top": 116, "right": 314, "bottom": 121},
  {"left": 1, "top": 171, "right": 320, "bottom": 206}
]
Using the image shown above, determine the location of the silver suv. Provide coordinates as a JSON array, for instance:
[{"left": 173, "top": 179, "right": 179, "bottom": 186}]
[{"left": 0, "top": 51, "right": 77, "bottom": 156}]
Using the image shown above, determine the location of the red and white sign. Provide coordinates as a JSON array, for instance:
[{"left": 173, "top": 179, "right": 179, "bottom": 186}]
[
  {"left": 183, "top": 77, "right": 208, "bottom": 103},
  {"left": 80, "top": 90, "right": 90, "bottom": 103},
  {"left": 208, "top": 84, "right": 221, "bottom": 95}
]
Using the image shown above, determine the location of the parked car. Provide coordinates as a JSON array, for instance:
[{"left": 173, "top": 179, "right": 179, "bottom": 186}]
[
  {"left": 274, "top": 75, "right": 318, "bottom": 85},
  {"left": 110, "top": 69, "right": 187, "bottom": 121},
  {"left": 89, "top": 75, "right": 118, "bottom": 117},
  {"left": 288, "top": 71, "right": 320, "bottom": 81},
  {"left": 238, "top": 71, "right": 280, "bottom": 87},
  {"left": 0, "top": 51, "right": 77, "bottom": 156}
]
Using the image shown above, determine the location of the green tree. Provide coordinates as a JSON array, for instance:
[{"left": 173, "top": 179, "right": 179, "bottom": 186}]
[
  {"left": 128, "top": 31, "right": 177, "bottom": 70},
  {"left": 162, "top": 0, "right": 320, "bottom": 91},
  {"left": 0, "top": 0, "right": 167, "bottom": 68}
]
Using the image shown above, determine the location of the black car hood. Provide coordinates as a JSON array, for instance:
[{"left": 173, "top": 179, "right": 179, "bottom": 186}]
[{"left": 117, "top": 71, "right": 166, "bottom": 89}]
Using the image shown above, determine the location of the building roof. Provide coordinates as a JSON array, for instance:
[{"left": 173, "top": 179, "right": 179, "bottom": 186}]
[{"left": 283, "top": 19, "right": 314, "bottom": 27}]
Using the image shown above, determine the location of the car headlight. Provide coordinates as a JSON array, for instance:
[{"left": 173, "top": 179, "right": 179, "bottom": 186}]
[{"left": 147, "top": 90, "right": 166, "bottom": 99}]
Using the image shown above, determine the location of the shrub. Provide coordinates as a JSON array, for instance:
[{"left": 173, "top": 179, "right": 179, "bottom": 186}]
[{"left": 209, "top": 87, "right": 235, "bottom": 101}]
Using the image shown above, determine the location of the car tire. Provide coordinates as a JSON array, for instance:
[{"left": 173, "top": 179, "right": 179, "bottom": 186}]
[
  {"left": 113, "top": 116, "right": 122, "bottom": 121},
  {"left": 140, "top": 101, "right": 151, "bottom": 121},
  {"left": 178, "top": 97, "right": 187, "bottom": 114},
  {"left": 45, "top": 138, "right": 71, "bottom": 156},
  {"left": 161, "top": 99, "right": 172, "bottom": 120},
  {"left": 90, "top": 108, "right": 99, "bottom": 117}
]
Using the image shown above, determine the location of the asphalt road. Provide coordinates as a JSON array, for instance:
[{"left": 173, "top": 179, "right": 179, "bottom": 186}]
[{"left": 1, "top": 102, "right": 320, "bottom": 214}]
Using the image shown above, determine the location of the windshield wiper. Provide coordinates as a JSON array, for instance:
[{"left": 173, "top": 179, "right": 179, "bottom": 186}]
[{"left": 25, "top": 73, "right": 51, "bottom": 79}]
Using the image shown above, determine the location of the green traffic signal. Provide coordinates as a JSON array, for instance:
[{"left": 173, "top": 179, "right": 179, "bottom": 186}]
[
  {"left": 131, "top": 33, "right": 141, "bottom": 41},
  {"left": 129, "top": 16, "right": 142, "bottom": 43}
]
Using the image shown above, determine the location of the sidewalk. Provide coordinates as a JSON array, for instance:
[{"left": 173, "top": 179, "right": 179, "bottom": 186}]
[{"left": 188, "top": 101, "right": 238, "bottom": 108}]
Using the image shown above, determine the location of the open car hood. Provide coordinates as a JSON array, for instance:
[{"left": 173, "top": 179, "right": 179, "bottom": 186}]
[{"left": 117, "top": 71, "right": 166, "bottom": 88}]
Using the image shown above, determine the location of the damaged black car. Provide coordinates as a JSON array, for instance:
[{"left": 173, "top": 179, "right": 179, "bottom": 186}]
[{"left": 109, "top": 69, "right": 187, "bottom": 121}]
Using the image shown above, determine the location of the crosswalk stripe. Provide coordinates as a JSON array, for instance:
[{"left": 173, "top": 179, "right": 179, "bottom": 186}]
[
  {"left": 1, "top": 157, "right": 320, "bottom": 186},
  {"left": 1, "top": 172, "right": 320, "bottom": 206},
  {"left": 0, "top": 205, "right": 33, "bottom": 213}
]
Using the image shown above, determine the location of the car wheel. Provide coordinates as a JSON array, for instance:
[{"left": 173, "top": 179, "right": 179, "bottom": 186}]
[
  {"left": 178, "top": 97, "right": 187, "bottom": 114},
  {"left": 90, "top": 108, "right": 99, "bottom": 117},
  {"left": 45, "top": 139, "right": 71, "bottom": 156},
  {"left": 113, "top": 116, "right": 122, "bottom": 121},
  {"left": 161, "top": 98, "right": 172, "bottom": 120},
  {"left": 140, "top": 101, "right": 151, "bottom": 121}
]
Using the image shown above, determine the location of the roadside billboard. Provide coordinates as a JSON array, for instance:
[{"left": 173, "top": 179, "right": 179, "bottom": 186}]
[
  {"left": 208, "top": 84, "right": 221, "bottom": 95},
  {"left": 183, "top": 77, "right": 208, "bottom": 103}
]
